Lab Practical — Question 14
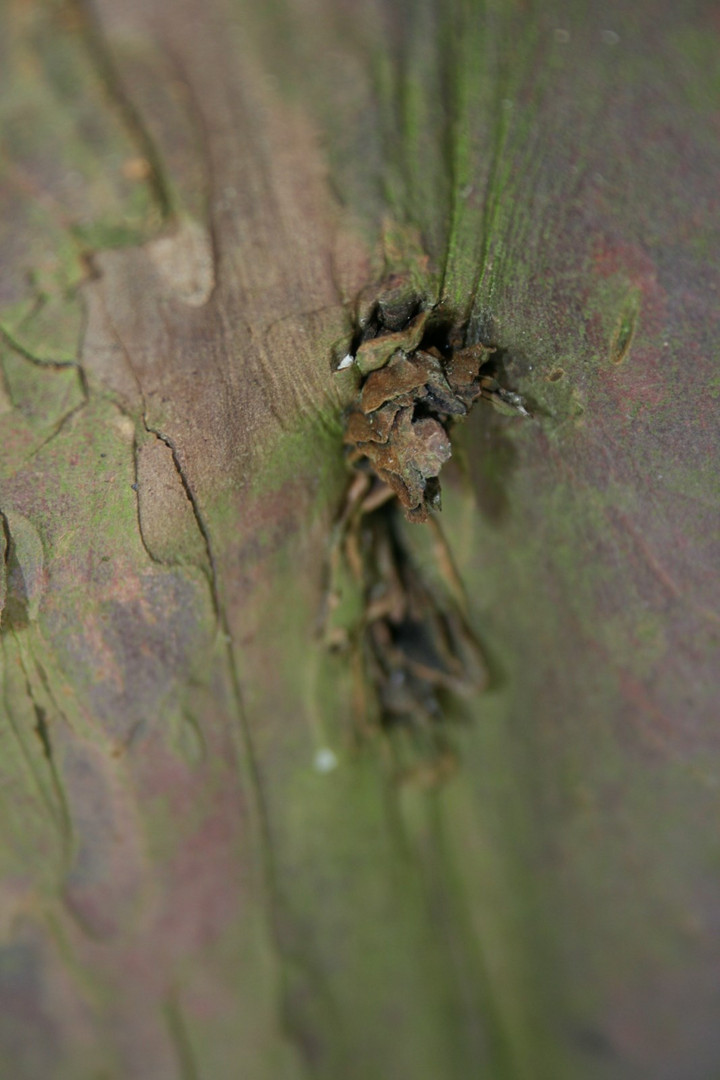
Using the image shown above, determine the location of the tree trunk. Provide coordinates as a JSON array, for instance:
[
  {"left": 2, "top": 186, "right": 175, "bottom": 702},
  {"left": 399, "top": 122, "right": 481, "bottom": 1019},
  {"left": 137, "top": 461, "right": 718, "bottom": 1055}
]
[{"left": 1, "top": 1, "right": 718, "bottom": 1077}]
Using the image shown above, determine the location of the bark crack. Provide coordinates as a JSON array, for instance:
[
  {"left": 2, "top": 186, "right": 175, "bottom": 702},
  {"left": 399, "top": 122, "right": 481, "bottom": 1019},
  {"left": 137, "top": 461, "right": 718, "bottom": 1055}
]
[
  {"left": 0, "top": 325, "right": 82, "bottom": 370},
  {"left": 0, "top": 631, "right": 73, "bottom": 850},
  {"left": 138, "top": 426, "right": 285, "bottom": 992},
  {"left": 0, "top": 511, "right": 10, "bottom": 630},
  {"left": 22, "top": 401, "right": 89, "bottom": 465},
  {"left": 141, "top": 420, "right": 219, "bottom": 612},
  {"left": 71, "top": 0, "right": 175, "bottom": 224}
]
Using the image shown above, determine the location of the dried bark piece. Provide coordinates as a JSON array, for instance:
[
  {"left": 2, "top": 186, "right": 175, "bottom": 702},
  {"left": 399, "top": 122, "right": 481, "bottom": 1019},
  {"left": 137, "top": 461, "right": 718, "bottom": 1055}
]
[
  {"left": 413, "top": 351, "right": 468, "bottom": 416},
  {"left": 395, "top": 410, "right": 452, "bottom": 480},
  {"left": 360, "top": 353, "right": 432, "bottom": 413},
  {"left": 382, "top": 468, "right": 420, "bottom": 512},
  {"left": 344, "top": 401, "right": 401, "bottom": 445},
  {"left": 346, "top": 345, "right": 478, "bottom": 520},
  {"left": 342, "top": 295, "right": 518, "bottom": 521},
  {"left": 355, "top": 309, "right": 430, "bottom": 374},
  {"left": 357, "top": 274, "right": 427, "bottom": 333},
  {"left": 356, "top": 408, "right": 451, "bottom": 520},
  {"left": 445, "top": 343, "right": 496, "bottom": 391}
]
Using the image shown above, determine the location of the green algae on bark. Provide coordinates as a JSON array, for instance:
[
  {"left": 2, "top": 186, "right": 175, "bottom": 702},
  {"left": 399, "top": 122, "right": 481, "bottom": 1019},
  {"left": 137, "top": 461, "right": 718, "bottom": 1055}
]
[{"left": 1, "top": 1, "right": 720, "bottom": 1078}]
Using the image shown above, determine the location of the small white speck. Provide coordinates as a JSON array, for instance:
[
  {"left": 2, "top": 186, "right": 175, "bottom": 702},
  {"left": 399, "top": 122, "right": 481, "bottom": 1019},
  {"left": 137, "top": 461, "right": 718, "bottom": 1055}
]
[
  {"left": 460, "top": 184, "right": 474, "bottom": 199},
  {"left": 501, "top": 98, "right": 514, "bottom": 110},
  {"left": 601, "top": 30, "right": 620, "bottom": 45},
  {"left": 336, "top": 353, "right": 354, "bottom": 371},
  {"left": 314, "top": 747, "right": 338, "bottom": 773},
  {"left": 554, "top": 28, "right": 570, "bottom": 43}
]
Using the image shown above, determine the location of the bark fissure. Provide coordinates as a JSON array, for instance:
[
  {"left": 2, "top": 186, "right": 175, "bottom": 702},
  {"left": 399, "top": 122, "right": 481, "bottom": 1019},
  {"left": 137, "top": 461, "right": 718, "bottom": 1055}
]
[
  {"left": 32, "top": 701, "right": 53, "bottom": 761},
  {"left": 0, "top": 326, "right": 82, "bottom": 370},
  {"left": 1, "top": 633, "right": 73, "bottom": 847},
  {"left": 0, "top": 511, "right": 9, "bottom": 628},
  {"left": 137, "top": 426, "right": 295, "bottom": 1047},
  {"left": 71, "top": 0, "right": 175, "bottom": 223},
  {"left": 142, "top": 421, "right": 219, "bottom": 609},
  {"left": 21, "top": 401, "right": 89, "bottom": 465}
]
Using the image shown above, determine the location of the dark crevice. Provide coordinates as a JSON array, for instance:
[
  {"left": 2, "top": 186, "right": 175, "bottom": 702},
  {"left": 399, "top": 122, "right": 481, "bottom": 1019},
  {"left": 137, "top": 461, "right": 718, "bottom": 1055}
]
[
  {"left": 0, "top": 511, "right": 10, "bottom": 565},
  {"left": 610, "top": 294, "right": 640, "bottom": 365},
  {"left": 0, "top": 354, "right": 11, "bottom": 404},
  {"left": 33, "top": 703, "right": 53, "bottom": 761},
  {"left": 326, "top": 487, "right": 486, "bottom": 784},
  {"left": 346, "top": 279, "right": 529, "bottom": 374},
  {"left": 0, "top": 527, "right": 29, "bottom": 633},
  {"left": 0, "top": 511, "right": 10, "bottom": 633},
  {"left": 32, "top": 656, "right": 75, "bottom": 742},
  {"left": 348, "top": 287, "right": 425, "bottom": 355}
]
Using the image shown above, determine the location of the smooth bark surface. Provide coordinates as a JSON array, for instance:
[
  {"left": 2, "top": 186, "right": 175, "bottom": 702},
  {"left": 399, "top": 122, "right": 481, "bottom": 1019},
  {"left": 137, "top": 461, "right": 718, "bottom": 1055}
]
[{"left": 1, "top": 1, "right": 719, "bottom": 1078}]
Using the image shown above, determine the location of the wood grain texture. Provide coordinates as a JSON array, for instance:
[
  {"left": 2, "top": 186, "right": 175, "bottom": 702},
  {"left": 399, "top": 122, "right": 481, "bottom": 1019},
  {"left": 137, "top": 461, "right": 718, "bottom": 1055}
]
[{"left": 1, "top": 0, "right": 719, "bottom": 1078}]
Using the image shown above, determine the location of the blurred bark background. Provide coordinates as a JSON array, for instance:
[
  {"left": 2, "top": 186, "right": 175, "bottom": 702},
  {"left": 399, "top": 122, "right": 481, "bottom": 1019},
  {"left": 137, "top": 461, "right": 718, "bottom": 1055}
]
[{"left": 1, "top": 0, "right": 719, "bottom": 1077}]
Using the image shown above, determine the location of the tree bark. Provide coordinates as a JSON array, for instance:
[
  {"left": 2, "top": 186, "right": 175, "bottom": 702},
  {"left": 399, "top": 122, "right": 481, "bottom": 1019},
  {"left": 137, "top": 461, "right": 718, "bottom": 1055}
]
[{"left": 1, "top": 1, "right": 719, "bottom": 1077}]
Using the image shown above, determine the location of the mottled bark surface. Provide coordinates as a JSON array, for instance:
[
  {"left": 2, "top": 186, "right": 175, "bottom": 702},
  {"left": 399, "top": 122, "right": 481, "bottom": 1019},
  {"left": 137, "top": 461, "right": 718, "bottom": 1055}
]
[{"left": 1, "top": 1, "right": 719, "bottom": 1077}]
